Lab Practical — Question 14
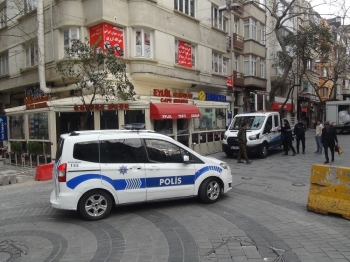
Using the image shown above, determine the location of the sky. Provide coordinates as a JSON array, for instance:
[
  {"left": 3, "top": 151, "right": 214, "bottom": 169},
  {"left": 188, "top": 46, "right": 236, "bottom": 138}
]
[{"left": 309, "top": 0, "right": 350, "bottom": 24}]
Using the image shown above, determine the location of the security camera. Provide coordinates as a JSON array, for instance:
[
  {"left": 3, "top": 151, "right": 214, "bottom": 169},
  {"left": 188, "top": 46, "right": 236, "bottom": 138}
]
[
  {"left": 218, "top": 4, "right": 227, "bottom": 11},
  {"left": 229, "top": 2, "right": 240, "bottom": 9}
]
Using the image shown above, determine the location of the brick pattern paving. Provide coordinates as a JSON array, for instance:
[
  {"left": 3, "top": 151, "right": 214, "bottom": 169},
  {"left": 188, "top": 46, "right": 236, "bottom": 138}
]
[{"left": 0, "top": 131, "right": 349, "bottom": 261}]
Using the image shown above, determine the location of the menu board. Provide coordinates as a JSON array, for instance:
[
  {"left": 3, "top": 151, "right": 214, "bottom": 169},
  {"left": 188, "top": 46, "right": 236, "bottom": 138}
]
[{"left": 28, "top": 113, "right": 49, "bottom": 140}]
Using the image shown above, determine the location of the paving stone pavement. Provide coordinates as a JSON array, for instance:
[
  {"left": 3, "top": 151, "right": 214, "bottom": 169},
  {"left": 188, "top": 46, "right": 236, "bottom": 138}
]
[{"left": 0, "top": 130, "right": 349, "bottom": 262}]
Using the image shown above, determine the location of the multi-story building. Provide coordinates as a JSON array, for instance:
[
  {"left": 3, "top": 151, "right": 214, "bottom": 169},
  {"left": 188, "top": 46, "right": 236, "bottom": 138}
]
[
  {"left": 0, "top": 0, "right": 266, "bottom": 156},
  {"left": 327, "top": 17, "right": 350, "bottom": 101}
]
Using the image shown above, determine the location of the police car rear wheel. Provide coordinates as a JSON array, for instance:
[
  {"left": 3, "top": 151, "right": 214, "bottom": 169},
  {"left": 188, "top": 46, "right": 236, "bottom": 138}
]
[
  {"left": 199, "top": 178, "right": 221, "bottom": 203},
  {"left": 79, "top": 190, "right": 112, "bottom": 221}
]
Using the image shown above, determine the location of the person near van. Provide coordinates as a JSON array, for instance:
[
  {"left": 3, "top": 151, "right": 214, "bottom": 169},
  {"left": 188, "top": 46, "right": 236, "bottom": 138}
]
[
  {"left": 321, "top": 121, "right": 338, "bottom": 164},
  {"left": 280, "top": 119, "right": 296, "bottom": 156},
  {"left": 294, "top": 119, "right": 307, "bottom": 154},
  {"left": 237, "top": 122, "right": 253, "bottom": 164},
  {"left": 314, "top": 120, "right": 323, "bottom": 154}
]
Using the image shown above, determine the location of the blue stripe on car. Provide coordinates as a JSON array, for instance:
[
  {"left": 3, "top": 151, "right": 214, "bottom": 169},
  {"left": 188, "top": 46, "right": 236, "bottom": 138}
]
[{"left": 66, "top": 166, "right": 223, "bottom": 190}]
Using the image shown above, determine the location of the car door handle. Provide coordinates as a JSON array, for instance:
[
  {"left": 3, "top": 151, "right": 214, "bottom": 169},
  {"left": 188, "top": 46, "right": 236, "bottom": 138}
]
[{"left": 129, "top": 165, "right": 142, "bottom": 170}]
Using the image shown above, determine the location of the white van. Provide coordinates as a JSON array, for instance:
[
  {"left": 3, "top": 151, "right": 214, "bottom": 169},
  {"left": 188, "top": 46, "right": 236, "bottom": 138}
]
[
  {"left": 222, "top": 112, "right": 281, "bottom": 158},
  {"left": 50, "top": 130, "right": 232, "bottom": 220}
]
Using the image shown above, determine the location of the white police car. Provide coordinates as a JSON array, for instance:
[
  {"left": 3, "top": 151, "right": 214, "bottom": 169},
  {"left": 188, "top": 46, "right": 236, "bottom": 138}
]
[{"left": 50, "top": 130, "right": 232, "bottom": 220}]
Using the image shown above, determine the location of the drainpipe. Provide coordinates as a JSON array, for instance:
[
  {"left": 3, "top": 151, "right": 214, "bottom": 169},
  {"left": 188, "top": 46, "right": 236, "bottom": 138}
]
[{"left": 37, "top": 0, "right": 76, "bottom": 93}]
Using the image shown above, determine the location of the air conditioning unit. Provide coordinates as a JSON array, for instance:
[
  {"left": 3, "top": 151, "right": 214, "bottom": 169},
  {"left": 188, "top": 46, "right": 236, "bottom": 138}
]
[{"left": 219, "top": 0, "right": 241, "bottom": 10}]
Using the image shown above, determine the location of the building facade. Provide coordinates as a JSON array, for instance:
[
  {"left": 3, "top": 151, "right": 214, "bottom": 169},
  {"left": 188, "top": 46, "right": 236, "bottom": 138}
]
[{"left": 0, "top": 0, "right": 267, "bottom": 157}]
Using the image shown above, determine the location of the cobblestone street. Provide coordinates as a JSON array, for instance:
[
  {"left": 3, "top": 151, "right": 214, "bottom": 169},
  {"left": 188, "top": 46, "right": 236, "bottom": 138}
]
[{"left": 0, "top": 130, "right": 349, "bottom": 262}]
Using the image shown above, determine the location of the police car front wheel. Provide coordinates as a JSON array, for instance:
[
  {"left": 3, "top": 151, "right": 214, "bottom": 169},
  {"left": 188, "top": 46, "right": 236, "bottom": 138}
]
[
  {"left": 78, "top": 190, "right": 113, "bottom": 221},
  {"left": 199, "top": 178, "right": 221, "bottom": 204}
]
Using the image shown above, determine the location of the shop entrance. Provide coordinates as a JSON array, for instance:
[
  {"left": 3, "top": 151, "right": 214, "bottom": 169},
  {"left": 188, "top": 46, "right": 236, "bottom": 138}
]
[{"left": 56, "top": 112, "right": 94, "bottom": 139}]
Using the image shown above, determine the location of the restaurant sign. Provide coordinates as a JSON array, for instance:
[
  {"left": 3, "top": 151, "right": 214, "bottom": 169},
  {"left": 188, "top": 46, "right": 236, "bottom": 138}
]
[
  {"left": 153, "top": 89, "right": 193, "bottom": 103},
  {"left": 73, "top": 104, "right": 130, "bottom": 111}
]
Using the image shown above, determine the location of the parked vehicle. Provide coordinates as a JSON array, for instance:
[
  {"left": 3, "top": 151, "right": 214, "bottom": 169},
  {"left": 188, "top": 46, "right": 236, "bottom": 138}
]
[
  {"left": 326, "top": 101, "right": 350, "bottom": 134},
  {"left": 222, "top": 112, "right": 282, "bottom": 158},
  {"left": 50, "top": 130, "right": 232, "bottom": 220}
]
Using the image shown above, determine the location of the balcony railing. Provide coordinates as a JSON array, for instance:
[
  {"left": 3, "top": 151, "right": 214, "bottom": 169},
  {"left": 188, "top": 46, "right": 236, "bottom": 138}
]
[
  {"left": 233, "top": 71, "right": 244, "bottom": 86},
  {"left": 233, "top": 33, "right": 244, "bottom": 49}
]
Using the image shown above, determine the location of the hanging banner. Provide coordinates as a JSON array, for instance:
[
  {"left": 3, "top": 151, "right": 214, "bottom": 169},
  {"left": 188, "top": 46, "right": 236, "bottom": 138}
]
[
  {"left": 0, "top": 116, "right": 8, "bottom": 141},
  {"left": 226, "top": 77, "right": 233, "bottom": 88},
  {"left": 89, "top": 23, "right": 124, "bottom": 56},
  {"left": 177, "top": 40, "right": 192, "bottom": 68}
]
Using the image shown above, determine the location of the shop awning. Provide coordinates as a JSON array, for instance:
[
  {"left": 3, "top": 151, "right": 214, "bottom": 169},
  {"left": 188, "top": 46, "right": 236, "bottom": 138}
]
[
  {"left": 150, "top": 103, "right": 200, "bottom": 119},
  {"left": 272, "top": 102, "right": 294, "bottom": 111}
]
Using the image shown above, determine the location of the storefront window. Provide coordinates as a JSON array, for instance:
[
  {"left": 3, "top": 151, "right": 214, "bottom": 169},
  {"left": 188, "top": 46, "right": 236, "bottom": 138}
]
[
  {"left": 177, "top": 119, "right": 189, "bottom": 146},
  {"left": 56, "top": 112, "right": 94, "bottom": 139},
  {"left": 124, "top": 110, "right": 145, "bottom": 126},
  {"left": 28, "top": 112, "right": 49, "bottom": 140},
  {"left": 101, "top": 111, "right": 119, "bottom": 129},
  {"left": 154, "top": 120, "right": 173, "bottom": 135},
  {"left": 10, "top": 115, "right": 25, "bottom": 139},
  {"left": 194, "top": 108, "right": 226, "bottom": 131}
]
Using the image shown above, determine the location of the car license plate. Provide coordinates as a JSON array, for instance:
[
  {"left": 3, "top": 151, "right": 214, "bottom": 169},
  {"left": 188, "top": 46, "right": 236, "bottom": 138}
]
[{"left": 231, "top": 146, "right": 238, "bottom": 149}]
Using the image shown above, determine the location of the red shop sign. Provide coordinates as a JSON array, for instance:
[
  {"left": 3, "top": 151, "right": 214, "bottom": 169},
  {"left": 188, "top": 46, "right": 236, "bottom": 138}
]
[{"left": 90, "top": 23, "right": 124, "bottom": 57}]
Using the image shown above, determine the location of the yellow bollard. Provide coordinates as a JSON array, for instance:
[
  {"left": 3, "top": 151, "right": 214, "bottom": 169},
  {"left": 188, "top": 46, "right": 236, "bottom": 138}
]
[{"left": 307, "top": 164, "right": 350, "bottom": 220}]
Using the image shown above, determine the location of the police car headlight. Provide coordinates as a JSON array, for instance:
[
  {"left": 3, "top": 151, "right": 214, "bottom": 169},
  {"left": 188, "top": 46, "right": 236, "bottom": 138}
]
[
  {"left": 223, "top": 135, "right": 227, "bottom": 140},
  {"left": 220, "top": 162, "right": 230, "bottom": 170},
  {"left": 249, "top": 134, "right": 260, "bottom": 140}
]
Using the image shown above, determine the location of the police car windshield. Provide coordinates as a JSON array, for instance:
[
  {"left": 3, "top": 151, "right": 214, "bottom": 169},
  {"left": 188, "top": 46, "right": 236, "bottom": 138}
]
[{"left": 229, "top": 116, "right": 266, "bottom": 130}]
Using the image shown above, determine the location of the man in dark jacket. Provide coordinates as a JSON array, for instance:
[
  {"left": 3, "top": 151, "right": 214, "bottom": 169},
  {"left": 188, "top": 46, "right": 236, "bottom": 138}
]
[
  {"left": 321, "top": 121, "right": 338, "bottom": 164},
  {"left": 294, "top": 118, "right": 307, "bottom": 154},
  {"left": 280, "top": 119, "right": 296, "bottom": 156},
  {"left": 237, "top": 122, "right": 253, "bottom": 164}
]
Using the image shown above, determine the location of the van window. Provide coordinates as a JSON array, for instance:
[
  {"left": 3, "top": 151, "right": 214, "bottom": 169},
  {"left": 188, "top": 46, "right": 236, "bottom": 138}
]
[
  {"left": 73, "top": 141, "right": 99, "bottom": 163},
  {"left": 99, "top": 138, "right": 144, "bottom": 163},
  {"left": 145, "top": 139, "right": 186, "bottom": 163},
  {"left": 274, "top": 115, "right": 279, "bottom": 128},
  {"left": 263, "top": 116, "right": 272, "bottom": 134},
  {"left": 230, "top": 116, "right": 266, "bottom": 130},
  {"left": 55, "top": 138, "right": 65, "bottom": 163}
]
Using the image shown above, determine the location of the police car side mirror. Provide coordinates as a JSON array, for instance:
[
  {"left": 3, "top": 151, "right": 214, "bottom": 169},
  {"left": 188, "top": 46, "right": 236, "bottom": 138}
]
[{"left": 183, "top": 155, "right": 190, "bottom": 163}]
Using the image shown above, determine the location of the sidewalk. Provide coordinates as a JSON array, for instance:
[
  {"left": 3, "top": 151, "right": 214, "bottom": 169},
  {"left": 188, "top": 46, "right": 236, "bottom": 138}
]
[{"left": 0, "top": 161, "right": 36, "bottom": 185}]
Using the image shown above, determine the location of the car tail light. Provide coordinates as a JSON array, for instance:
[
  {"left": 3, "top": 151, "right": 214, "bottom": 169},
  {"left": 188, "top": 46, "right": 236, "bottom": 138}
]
[{"left": 57, "top": 163, "right": 67, "bottom": 182}]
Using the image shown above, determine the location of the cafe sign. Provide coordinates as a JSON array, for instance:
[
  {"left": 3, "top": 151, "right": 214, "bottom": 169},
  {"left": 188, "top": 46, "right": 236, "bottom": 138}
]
[
  {"left": 153, "top": 89, "right": 193, "bottom": 103},
  {"left": 73, "top": 104, "right": 130, "bottom": 111}
]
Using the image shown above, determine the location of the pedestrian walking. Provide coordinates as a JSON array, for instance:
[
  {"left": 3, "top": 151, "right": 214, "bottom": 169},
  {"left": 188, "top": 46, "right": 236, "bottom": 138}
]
[
  {"left": 237, "top": 122, "right": 253, "bottom": 164},
  {"left": 321, "top": 121, "right": 338, "bottom": 164},
  {"left": 314, "top": 120, "right": 323, "bottom": 154},
  {"left": 294, "top": 118, "right": 307, "bottom": 154},
  {"left": 279, "top": 119, "right": 296, "bottom": 156}
]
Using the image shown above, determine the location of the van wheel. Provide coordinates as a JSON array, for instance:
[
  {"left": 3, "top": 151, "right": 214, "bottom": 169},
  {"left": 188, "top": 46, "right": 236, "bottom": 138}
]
[
  {"left": 198, "top": 178, "right": 221, "bottom": 204},
  {"left": 259, "top": 144, "right": 268, "bottom": 158},
  {"left": 78, "top": 190, "right": 112, "bottom": 221},
  {"left": 225, "top": 152, "right": 234, "bottom": 157}
]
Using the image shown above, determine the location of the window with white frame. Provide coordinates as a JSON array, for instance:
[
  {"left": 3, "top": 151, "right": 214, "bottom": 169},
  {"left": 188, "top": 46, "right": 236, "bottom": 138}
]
[
  {"left": 244, "top": 18, "right": 257, "bottom": 40},
  {"left": 260, "top": 25, "right": 266, "bottom": 44},
  {"left": 0, "top": 5, "right": 6, "bottom": 28},
  {"left": 24, "top": 0, "right": 37, "bottom": 13},
  {"left": 260, "top": 59, "right": 265, "bottom": 78},
  {"left": 0, "top": 52, "right": 9, "bottom": 76},
  {"left": 234, "top": 18, "right": 239, "bottom": 34},
  {"left": 211, "top": 5, "right": 228, "bottom": 31},
  {"left": 135, "top": 28, "right": 152, "bottom": 58},
  {"left": 63, "top": 28, "right": 79, "bottom": 58},
  {"left": 212, "top": 52, "right": 229, "bottom": 74},
  {"left": 174, "top": 0, "right": 195, "bottom": 17},
  {"left": 234, "top": 54, "right": 239, "bottom": 72},
  {"left": 244, "top": 55, "right": 256, "bottom": 76},
  {"left": 175, "top": 40, "right": 195, "bottom": 68},
  {"left": 25, "top": 41, "right": 38, "bottom": 68}
]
